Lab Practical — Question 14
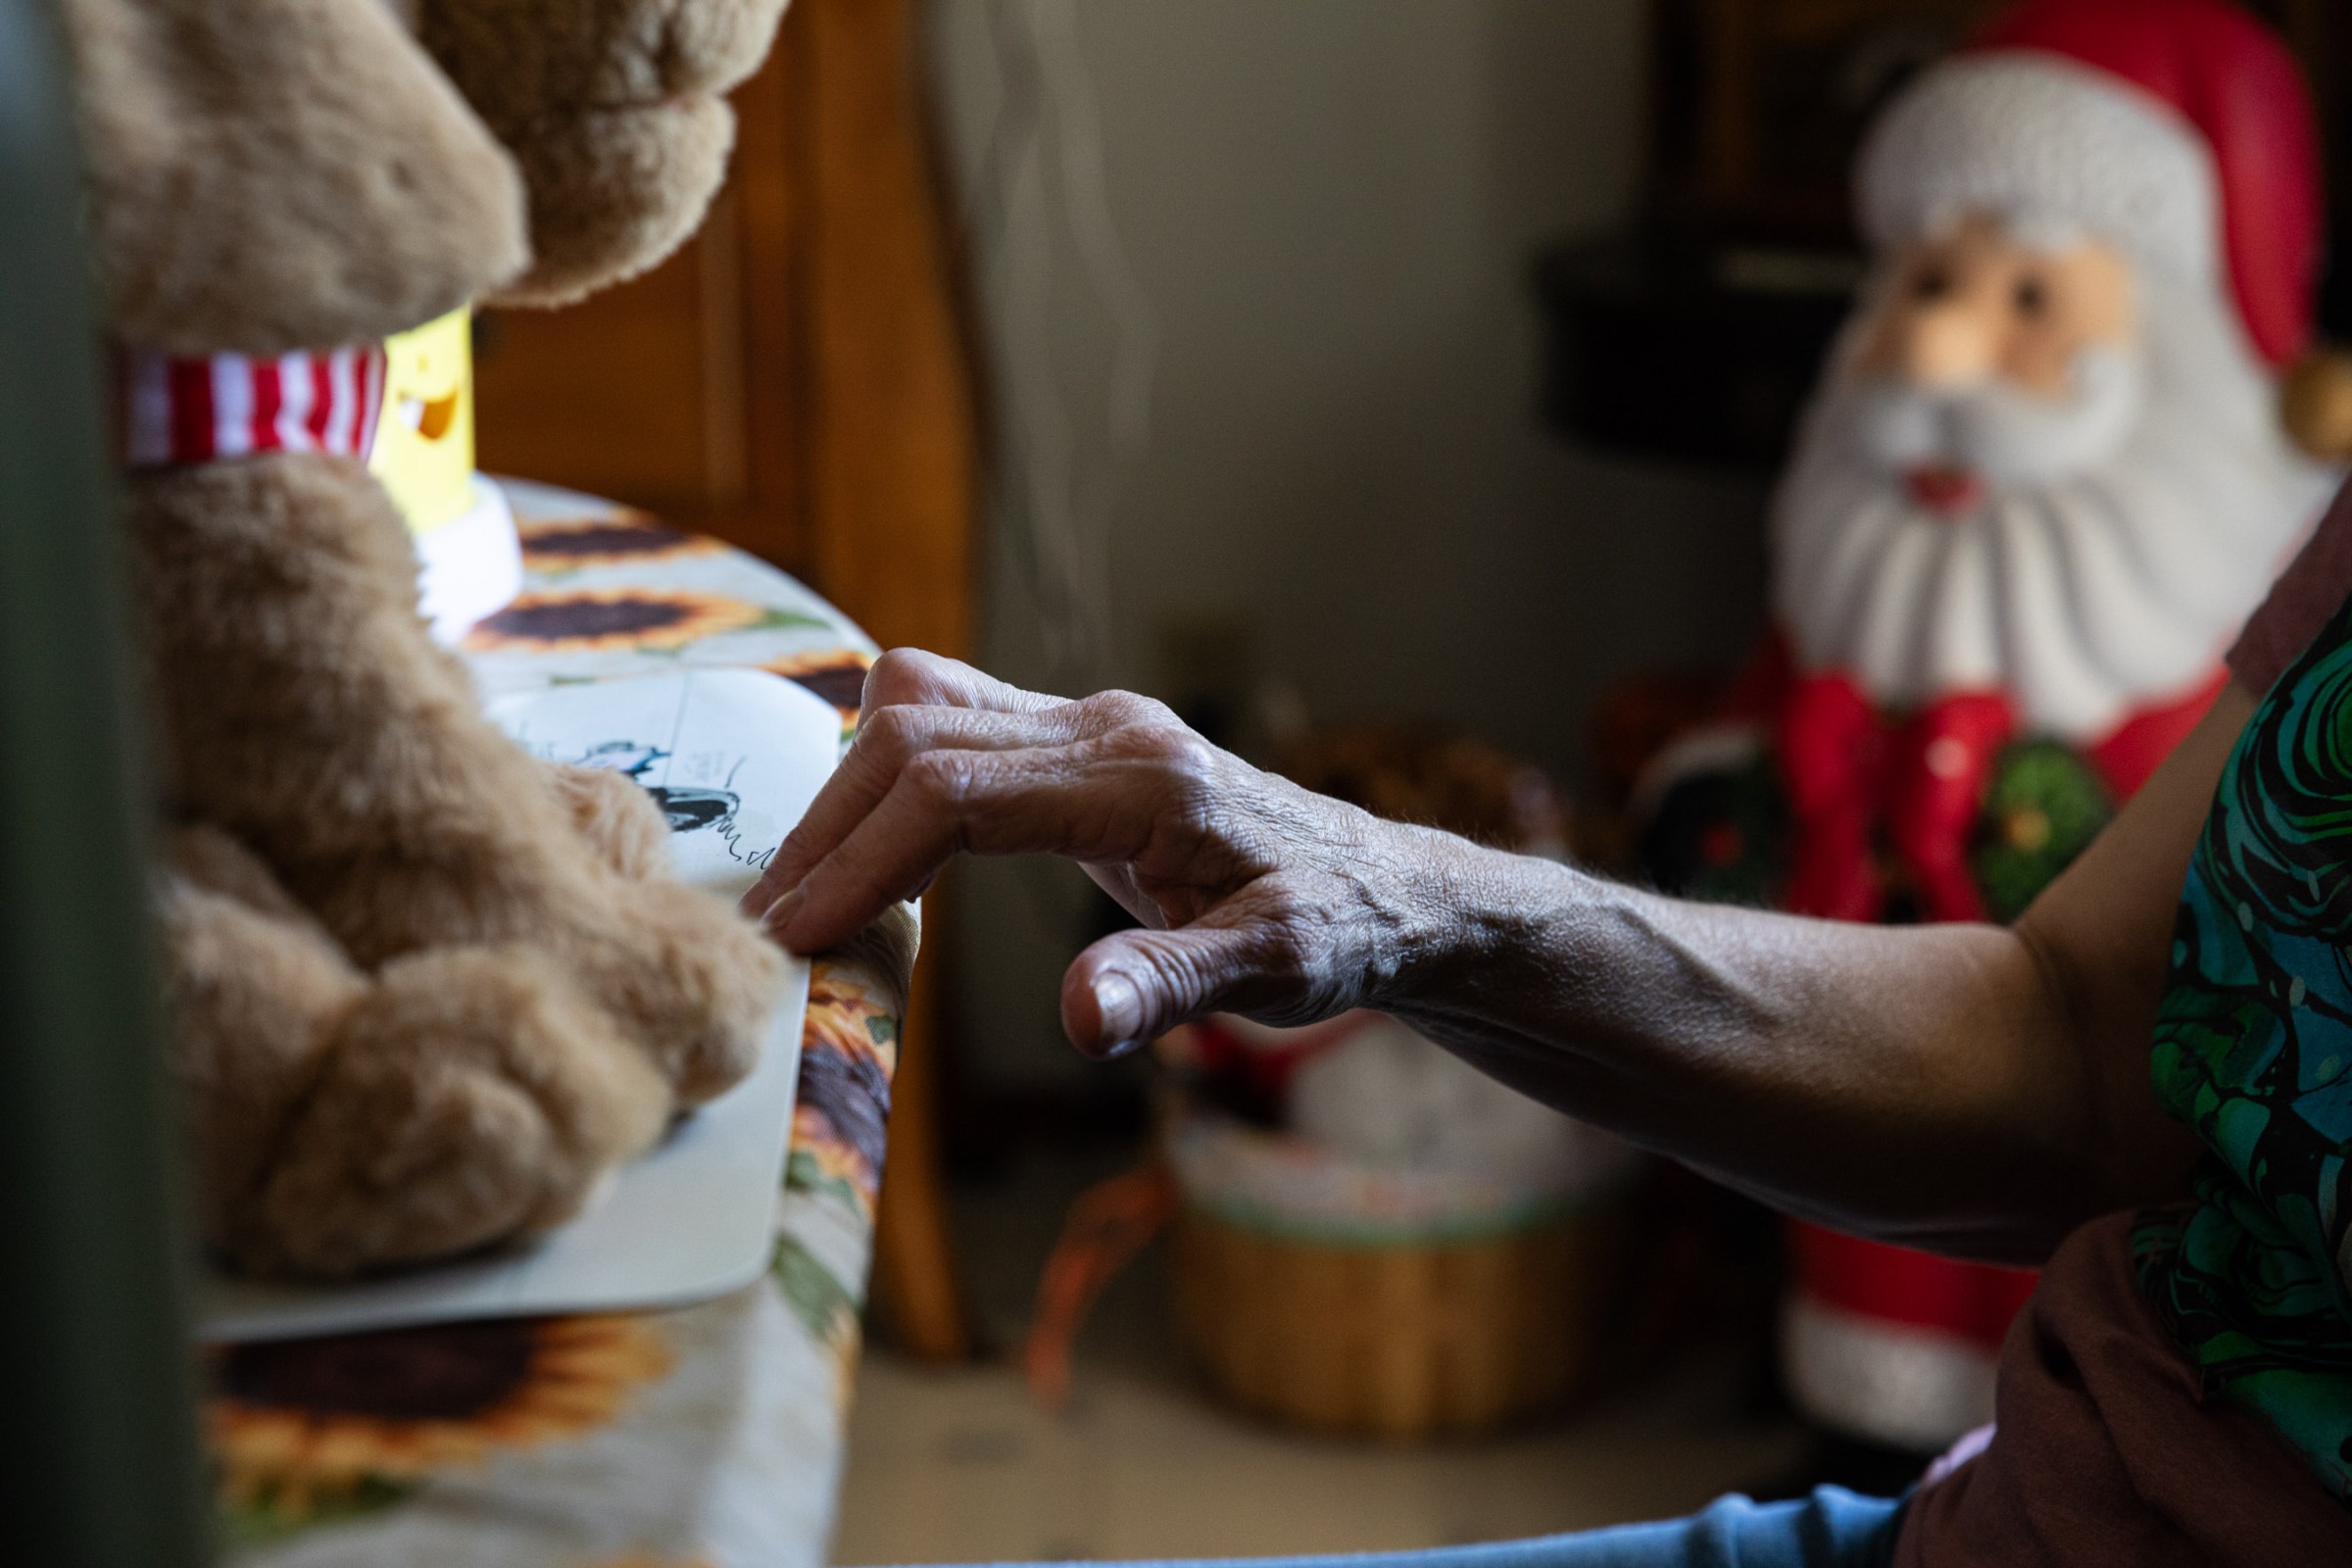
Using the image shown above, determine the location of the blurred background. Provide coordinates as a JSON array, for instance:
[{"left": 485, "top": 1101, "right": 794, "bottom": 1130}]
[
  {"left": 466, "top": 0, "right": 2352, "bottom": 1560},
  {"left": 928, "top": 0, "right": 1766, "bottom": 1110}
]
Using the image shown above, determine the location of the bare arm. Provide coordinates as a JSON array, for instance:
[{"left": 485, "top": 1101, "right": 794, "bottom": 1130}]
[
  {"left": 751, "top": 652, "right": 2238, "bottom": 1264},
  {"left": 1380, "top": 684, "right": 2237, "bottom": 1260}
]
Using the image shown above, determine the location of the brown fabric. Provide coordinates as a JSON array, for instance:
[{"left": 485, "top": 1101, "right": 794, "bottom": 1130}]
[
  {"left": 2228, "top": 475, "right": 2352, "bottom": 697},
  {"left": 1891, "top": 1213, "right": 2352, "bottom": 1568}
]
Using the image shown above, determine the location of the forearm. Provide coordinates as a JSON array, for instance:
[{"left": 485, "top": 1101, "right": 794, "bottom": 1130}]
[
  {"left": 1373, "top": 833, "right": 2127, "bottom": 1262},
  {"left": 753, "top": 650, "right": 2225, "bottom": 1262}
]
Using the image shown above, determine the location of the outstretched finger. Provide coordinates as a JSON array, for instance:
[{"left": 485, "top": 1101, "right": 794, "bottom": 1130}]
[
  {"left": 763, "top": 743, "right": 1180, "bottom": 952},
  {"left": 745, "top": 704, "right": 1079, "bottom": 915},
  {"left": 860, "top": 647, "right": 1070, "bottom": 717}
]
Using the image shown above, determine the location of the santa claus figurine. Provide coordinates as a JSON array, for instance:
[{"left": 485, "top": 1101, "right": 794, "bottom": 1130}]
[{"left": 1641, "top": 0, "right": 2341, "bottom": 1463}]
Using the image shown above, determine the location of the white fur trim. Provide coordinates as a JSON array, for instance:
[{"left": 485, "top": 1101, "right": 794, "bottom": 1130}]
[{"left": 1859, "top": 54, "right": 2219, "bottom": 288}]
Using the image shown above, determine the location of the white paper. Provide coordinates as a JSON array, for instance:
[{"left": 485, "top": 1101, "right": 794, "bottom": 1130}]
[
  {"left": 491, "top": 666, "right": 839, "bottom": 903},
  {"left": 196, "top": 669, "right": 839, "bottom": 1342}
]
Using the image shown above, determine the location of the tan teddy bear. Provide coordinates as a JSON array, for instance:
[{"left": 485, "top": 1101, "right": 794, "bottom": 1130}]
[{"left": 56, "top": 0, "right": 806, "bottom": 1277}]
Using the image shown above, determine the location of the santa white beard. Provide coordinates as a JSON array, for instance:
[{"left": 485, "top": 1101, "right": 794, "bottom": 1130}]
[{"left": 1772, "top": 275, "right": 2337, "bottom": 742}]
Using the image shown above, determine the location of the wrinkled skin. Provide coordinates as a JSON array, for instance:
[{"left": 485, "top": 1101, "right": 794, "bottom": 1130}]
[
  {"left": 747, "top": 648, "right": 2229, "bottom": 1265},
  {"left": 752, "top": 651, "right": 1471, "bottom": 1054}
]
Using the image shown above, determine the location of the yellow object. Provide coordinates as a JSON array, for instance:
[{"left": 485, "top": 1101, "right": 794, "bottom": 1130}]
[{"left": 369, "top": 308, "right": 477, "bottom": 535}]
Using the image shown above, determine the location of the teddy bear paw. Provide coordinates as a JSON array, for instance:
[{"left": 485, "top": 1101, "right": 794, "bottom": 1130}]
[
  {"left": 543, "top": 760, "right": 674, "bottom": 881},
  {"left": 582, "top": 878, "right": 789, "bottom": 1106},
  {"left": 230, "top": 947, "right": 671, "bottom": 1278}
]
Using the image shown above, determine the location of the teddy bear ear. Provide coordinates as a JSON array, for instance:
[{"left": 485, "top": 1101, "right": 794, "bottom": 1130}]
[
  {"left": 58, "top": 0, "right": 532, "bottom": 355},
  {"left": 484, "top": 99, "right": 740, "bottom": 310},
  {"left": 415, "top": 0, "right": 791, "bottom": 310}
]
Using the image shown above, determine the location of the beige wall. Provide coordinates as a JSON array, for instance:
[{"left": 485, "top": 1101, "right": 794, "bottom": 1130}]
[{"left": 925, "top": 0, "right": 1772, "bottom": 1090}]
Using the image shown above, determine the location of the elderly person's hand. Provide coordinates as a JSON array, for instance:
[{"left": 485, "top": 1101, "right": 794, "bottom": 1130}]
[
  {"left": 742, "top": 650, "right": 1471, "bottom": 1057},
  {"left": 737, "top": 649, "right": 2243, "bottom": 1261}
]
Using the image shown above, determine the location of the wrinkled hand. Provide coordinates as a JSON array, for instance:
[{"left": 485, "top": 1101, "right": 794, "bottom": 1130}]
[{"left": 742, "top": 650, "right": 1460, "bottom": 1056}]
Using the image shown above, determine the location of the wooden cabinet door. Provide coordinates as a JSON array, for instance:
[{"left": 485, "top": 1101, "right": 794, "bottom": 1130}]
[
  {"left": 473, "top": 0, "right": 974, "bottom": 665},
  {"left": 474, "top": 189, "right": 768, "bottom": 537},
  {"left": 475, "top": 43, "right": 804, "bottom": 573}
]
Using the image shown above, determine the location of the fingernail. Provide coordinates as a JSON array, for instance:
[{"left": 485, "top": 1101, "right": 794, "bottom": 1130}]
[
  {"left": 760, "top": 883, "right": 805, "bottom": 932},
  {"left": 1093, "top": 971, "right": 1143, "bottom": 1049}
]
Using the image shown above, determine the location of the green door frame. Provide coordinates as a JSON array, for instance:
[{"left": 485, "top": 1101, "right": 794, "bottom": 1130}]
[{"left": 0, "top": 0, "right": 211, "bottom": 1561}]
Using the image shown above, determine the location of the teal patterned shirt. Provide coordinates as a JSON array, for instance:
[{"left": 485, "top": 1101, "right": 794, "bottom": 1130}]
[{"left": 2141, "top": 586, "right": 2352, "bottom": 1497}]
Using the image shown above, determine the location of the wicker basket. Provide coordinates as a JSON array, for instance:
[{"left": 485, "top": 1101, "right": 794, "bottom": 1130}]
[{"left": 1169, "top": 1203, "right": 1626, "bottom": 1441}]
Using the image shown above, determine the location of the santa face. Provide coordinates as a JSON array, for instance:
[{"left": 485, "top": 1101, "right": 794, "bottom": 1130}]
[
  {"left": 1774, "top": 213, "right": 2333, "bottom": 742},
  {"left": 1842, "top": 219, "right": 2143, "bottom": 494}
]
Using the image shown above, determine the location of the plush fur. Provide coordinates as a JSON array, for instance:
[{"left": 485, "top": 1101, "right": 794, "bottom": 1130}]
[
  {"left": 59, "top": 0, "right": 530, "bottom": 354},
  {"left": 419, "top": 0, "right": 789, "bottom": 304},
  {"left": 60, "top": 0, "right": 812, "bottom": 1276}
]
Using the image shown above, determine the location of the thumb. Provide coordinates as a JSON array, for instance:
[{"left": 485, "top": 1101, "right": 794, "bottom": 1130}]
[{"left": 1059, "top": 924, "right": 1274, "bottom": 1059}]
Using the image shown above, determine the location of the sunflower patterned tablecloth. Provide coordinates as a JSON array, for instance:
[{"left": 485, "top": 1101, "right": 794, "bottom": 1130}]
[{"left": 212, "top": 480, "right": 896, "bottom": 1568}]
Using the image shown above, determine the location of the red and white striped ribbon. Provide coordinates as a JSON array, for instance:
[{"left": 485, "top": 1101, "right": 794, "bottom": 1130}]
[{"left": 118, "top": 344, "right": 387, "bottom": 467}]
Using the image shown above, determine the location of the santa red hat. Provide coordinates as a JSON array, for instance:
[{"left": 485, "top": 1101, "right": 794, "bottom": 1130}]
[{"left": 1857, "top": 0, "right": 2323, "bottom": 368}]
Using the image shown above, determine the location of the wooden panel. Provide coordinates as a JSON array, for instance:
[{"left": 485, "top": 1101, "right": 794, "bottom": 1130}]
[
  {"left": 474, "top": 223, "right": 726, "bottom": 516},
  {"left": 789, "top": 0, "right": 977, "bottom": 659},
  {"left": 728, "top": 25, "right": 811, "bottom": 570},
  {"left": 473, "top": 52, "right": 808, "bottom": 570},
  {"left": 470, "top": 5, "right": 973, "bottom": 631}
]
